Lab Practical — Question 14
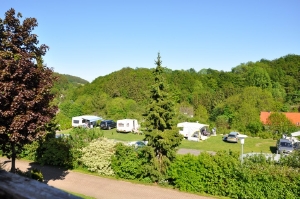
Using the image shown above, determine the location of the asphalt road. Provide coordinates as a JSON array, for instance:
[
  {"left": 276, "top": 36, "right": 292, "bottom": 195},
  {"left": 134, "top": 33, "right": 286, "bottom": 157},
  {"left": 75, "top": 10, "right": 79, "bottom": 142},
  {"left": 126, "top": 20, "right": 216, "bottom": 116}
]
[{"left": 0, "top": 157, "right": 215, "bottom": 199}]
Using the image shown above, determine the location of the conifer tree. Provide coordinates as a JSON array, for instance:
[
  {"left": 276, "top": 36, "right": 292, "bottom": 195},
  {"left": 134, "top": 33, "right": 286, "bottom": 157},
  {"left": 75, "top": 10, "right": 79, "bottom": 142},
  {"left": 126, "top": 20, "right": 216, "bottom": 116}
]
[{"left": 144, "top": 53, "right": 182, "bottom": 180}]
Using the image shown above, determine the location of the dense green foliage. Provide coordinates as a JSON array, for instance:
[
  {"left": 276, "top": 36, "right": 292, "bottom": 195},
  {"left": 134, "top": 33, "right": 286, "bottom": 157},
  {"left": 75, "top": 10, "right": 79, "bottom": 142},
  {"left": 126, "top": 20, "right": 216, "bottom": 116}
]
[
  {"left": 36, "top": 137, "right": 74, "bottom": 168},
  {"left": 167, "top": 152, "right": 300, "bottom": 198},
  {"left": 143, "top": 53, "right": 183, "bottom": 181},
  {"left": 266, "top": 112, "right": 297, "bottom": 139},
  {"left": 19, "top": 128, "right": 300, "bottom": 198},
  {"left": 55, "top": 54, "right": 300, "bottom": 138},
  {"left": 20, "top": 128, "right": 104, "bottom": 168},
  {"left": 111, "top": 143, "right": 154, "bottom": 182},
  {"left": 144, "top": 53, "right": 175, "bottom": 132}
]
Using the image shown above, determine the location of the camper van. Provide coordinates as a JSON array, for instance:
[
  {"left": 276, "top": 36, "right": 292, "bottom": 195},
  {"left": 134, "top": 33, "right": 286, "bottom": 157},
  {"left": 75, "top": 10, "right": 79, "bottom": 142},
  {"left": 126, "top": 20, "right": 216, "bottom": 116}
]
[
  {"left": 72, "top": 115, "right": 102, "bottom": 128},
  {"left": 117, "top": 119, "right": 139, "bottom": 133},
  {"left": 177, "top": 122, "right": 210, "bottom": 141}
]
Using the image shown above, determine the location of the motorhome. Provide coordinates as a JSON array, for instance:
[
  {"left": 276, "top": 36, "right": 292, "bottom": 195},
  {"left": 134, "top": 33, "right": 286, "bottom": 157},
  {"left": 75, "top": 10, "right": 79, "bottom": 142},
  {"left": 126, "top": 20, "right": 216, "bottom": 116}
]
[
  {"left": 72, "top": 115, "right": 102, "bottom": 128},
  {"left": 117, "top": 119, "right": 139, "bottom": 133},
  {"left": 177, "top": 122, "right": 210, "bottom": 141}
]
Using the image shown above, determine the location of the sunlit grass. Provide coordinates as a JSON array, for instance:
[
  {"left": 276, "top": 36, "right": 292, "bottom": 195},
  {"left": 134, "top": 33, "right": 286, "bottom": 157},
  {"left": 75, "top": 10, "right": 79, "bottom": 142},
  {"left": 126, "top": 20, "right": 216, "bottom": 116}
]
[
  {"left": 59, "top": 128, "right": 144, "bottom": 141},
  {"left": 59, "top": 128, "right": 277, "bottom": 153},
  {"left": 62, "top": 189, "right": 96, "bottom": 199},
  {"left": 180, "top": 135, "right": 277, "bottom": 153}
]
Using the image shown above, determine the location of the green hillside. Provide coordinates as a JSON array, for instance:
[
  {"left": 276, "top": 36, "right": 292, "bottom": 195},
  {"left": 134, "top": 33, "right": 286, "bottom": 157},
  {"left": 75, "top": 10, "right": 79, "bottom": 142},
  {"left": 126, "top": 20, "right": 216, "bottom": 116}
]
[{"left": 55, "top": 54, "right": 300, "bottom": 136}]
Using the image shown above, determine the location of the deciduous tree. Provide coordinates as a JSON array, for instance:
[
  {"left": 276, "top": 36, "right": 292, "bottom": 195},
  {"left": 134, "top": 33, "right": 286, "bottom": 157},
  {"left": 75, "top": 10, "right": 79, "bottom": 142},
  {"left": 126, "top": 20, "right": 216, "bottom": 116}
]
[
  {"left": 266, "top": 112, "right": 297, "bottom": 139},
  {"left": 0, "top": 9, "right": 57, "bottom": 172}
]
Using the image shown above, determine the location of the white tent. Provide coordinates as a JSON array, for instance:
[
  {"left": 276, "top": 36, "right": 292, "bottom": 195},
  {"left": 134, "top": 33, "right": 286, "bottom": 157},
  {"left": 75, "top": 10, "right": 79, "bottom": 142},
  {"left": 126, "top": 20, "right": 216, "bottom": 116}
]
[
  {"left": 177, "top": 122, "right": 208, "bottom": 129},
  {"left": 291, "top": 131, "right": 300, "bottom": 137},
  {"left": 177, "top": 122, "right": 209, "bottom": 141}
]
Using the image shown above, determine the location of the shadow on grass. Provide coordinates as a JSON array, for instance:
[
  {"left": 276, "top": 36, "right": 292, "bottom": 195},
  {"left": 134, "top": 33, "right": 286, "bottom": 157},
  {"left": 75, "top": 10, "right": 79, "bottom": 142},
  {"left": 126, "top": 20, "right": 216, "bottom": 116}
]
[{"left": 269, "top": 146, "right": 277, "bottom": 153}]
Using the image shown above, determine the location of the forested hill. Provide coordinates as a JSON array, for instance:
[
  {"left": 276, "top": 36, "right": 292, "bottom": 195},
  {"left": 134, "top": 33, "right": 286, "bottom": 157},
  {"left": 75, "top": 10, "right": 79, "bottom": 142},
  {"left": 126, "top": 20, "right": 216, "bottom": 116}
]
[
  {"left": 56, "top": 54, "right": 300, "bottom": 133},
  {"left": 51, "top": 73, "right": 89, "bottom": 106},
  {"left": 54, "top": 73, "right": 89, "bottom": 85}
]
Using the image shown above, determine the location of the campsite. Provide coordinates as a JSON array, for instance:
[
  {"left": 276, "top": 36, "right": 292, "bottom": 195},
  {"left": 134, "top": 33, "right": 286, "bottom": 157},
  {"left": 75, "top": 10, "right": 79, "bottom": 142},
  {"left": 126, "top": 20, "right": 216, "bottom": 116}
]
[
  {"left": 66, "top": 117, "right": 279, "bottom": 154},
  {"left": 59, "top": 127, "right": 277, "bottom": 154}
]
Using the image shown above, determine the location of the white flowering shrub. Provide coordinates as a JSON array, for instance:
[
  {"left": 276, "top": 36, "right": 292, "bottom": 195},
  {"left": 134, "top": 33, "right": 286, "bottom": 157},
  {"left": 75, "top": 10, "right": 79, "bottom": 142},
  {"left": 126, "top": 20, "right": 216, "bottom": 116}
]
[{"left": 80, "top": 138, "right": 116, "bottom": 176}]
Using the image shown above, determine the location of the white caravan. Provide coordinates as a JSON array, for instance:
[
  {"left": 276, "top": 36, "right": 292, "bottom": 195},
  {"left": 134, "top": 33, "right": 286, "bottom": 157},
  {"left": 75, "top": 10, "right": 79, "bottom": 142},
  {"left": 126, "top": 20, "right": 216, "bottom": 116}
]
[
  {"left": 72, "top": 115, "right": 102, "bottom": 128},
  {"left": 177, "top": 122, "right": 210, "bottom": 141},
  {"left": 117, "top": 119, "right": 139, "bottom": 133}
]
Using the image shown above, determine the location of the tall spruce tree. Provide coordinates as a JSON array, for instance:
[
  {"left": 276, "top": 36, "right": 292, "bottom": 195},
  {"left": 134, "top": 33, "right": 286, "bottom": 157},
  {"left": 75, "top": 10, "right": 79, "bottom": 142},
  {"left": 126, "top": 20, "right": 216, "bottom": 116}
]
[
  {"left": 0, "top": 9, "right": 57, "bottom": 172},
  {"left": 144, "top": 53, "right": 183, "bottom": 180}
]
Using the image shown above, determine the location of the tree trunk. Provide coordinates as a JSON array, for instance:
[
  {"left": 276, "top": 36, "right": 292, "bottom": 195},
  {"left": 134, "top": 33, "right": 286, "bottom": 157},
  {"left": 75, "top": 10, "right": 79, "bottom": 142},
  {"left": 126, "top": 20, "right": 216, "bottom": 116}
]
[{"left": 10, "top": 143, "right": 16, "bottom": 173}]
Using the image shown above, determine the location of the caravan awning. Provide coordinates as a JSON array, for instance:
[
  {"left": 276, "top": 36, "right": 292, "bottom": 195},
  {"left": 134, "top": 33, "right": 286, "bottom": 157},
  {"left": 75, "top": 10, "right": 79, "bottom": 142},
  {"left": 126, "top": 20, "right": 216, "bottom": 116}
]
[
  {"left": 82, "top": 116, "right": 102, "bottom": 122},
  {"left": 291, "top": 131, "right": 300, "bottom": 137},
  {"left": 177, "top": 122, "right": 209, "bottom": 128}
]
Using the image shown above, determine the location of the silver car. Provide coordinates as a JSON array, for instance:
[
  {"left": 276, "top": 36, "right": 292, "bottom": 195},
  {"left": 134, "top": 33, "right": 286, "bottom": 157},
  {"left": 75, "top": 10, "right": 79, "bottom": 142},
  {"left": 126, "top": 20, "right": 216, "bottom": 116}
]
[{"left": 277, "top": 139, "right": 293, "bottom": 154}]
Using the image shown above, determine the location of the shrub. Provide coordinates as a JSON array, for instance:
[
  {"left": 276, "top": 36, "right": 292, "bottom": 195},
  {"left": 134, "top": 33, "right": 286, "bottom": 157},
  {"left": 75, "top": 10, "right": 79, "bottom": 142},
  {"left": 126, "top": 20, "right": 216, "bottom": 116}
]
[
  {"left": 68, "top": 128, "right": 104, "bottom": 168},
  {"left": 80, "top": 138, "right": 115, "bottom": 176},
  {"left": 111, "top": 143, "right": 139, "bottom": 179},
  {"left": 280, "top": 150, "right": 300, "bottom": 168},
  {"left": 256, "top": 131, "right": 273, "bottom": 139},
  {"left": 36, "top": 137, "right": 74, "bottom": 168},
  {"left": 16, "top": 128, "right": 108, "bottom": 170},
  {"left": 111, "top": 143, "right": 155, "bottom": 182},
  {"left": 19, "top": 141, "right": 39, "bottom": 161},
  {"left": 167, "top": 150, "right": 300, "bottom": 199}
]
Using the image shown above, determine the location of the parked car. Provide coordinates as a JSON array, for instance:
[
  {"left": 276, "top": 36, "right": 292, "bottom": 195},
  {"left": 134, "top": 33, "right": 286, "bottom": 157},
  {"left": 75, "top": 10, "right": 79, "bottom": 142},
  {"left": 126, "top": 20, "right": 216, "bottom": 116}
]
[
  {"left": 223, "top": 132, "right": 239, "bottom": 143},
  {"left": 277, "top": 138, "right": 294, "bottom": 154},
  {"left": 128, "top": 141, "right": 148, "bottom": 148},
  {"left": 294, "top": 142, "right": 300, "bottom": 150},
  {"left": 100, "top": 120, "right": 116, "bottom": 130},
  {"left": 55, "top": 134, "right": 70, "bottom": 139}
]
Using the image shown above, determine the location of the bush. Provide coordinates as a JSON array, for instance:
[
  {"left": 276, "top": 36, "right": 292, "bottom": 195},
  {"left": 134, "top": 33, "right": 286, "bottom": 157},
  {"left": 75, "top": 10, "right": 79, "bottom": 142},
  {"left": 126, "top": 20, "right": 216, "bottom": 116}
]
[
  {"left": 36, "top": 137, "right": 74, "bottom": 168},
  {"left": 111, "top": 143, "right": 144, "bottom": 180},
  {"left": 80, "top": 138, "right": 115, "bottom": 176},
  {"left": 111, "top": 143, "right": 155, "bottom": 182},
  {"left": 19, "top": 141, "right": 39, "bottom": 161},
  {"left": 167, "top": 150, "right": 300, "bottom": 198},
  {"left": 19, "top": 128, "right": 105, "bottom": 169},
  {"left": 256, "top": 131, "right": 274, "bottom": 139}
]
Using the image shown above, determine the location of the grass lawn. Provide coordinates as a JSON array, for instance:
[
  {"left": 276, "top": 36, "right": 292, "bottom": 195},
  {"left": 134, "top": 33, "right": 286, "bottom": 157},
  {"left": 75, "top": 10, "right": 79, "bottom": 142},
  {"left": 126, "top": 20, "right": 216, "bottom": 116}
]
[
  {"left": 63, "top": 190, "right": 95, "bottom": 199},
  {"left": 59, "top": 128, "right": 277, "bottom": 153},
  {"left": 101, "top": 129, "right": 145, "bottom": 141},
  {"left": 180, "top": 135, "right": 277, "bottom": 153}
]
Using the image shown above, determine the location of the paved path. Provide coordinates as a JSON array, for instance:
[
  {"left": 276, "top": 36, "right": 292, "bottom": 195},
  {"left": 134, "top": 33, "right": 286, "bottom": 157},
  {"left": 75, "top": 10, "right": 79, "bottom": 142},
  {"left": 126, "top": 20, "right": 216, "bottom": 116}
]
[
  {"left": 177, "top": 148, "right": 216, "bottom": 156},
  {"left": 0, "top": 157, "right": 215, "bottom": 199}
]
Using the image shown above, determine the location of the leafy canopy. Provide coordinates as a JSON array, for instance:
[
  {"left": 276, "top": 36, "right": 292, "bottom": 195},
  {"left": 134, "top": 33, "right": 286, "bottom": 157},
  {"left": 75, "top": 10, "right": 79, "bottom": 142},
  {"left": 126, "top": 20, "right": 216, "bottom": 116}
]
[{"left": 0, "top": 8, "right": 57, "bottom": 172}]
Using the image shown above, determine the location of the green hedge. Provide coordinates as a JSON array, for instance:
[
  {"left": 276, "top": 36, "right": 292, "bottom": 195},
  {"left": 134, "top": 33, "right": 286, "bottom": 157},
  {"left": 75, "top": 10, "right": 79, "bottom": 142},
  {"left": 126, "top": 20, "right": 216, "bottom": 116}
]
[
  {"left": 20, "top": 128, "right": 104, "bottom": 169},
  {"left": 167, "top": 152, "right": 300, "bottom": 199}
]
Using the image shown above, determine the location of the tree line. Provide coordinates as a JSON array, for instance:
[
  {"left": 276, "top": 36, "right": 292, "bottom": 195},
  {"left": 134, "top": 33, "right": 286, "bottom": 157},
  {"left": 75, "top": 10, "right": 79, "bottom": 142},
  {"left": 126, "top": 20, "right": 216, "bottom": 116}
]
[
  {"left": 1, "top": 7, "right": 299, "bottom": 174},
  {"left": 2, "top": 9, "right": 300, "bottom": 199},
  {"left": 55, "top": 54, "right": 300, "bottom": 136}
]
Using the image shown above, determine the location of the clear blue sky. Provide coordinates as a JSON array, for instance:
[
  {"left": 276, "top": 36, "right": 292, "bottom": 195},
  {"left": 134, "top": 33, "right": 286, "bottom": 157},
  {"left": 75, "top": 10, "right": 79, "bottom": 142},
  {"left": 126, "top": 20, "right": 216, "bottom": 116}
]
[{"left": 2, "top": 1, "right": 299, "bottom": 82}]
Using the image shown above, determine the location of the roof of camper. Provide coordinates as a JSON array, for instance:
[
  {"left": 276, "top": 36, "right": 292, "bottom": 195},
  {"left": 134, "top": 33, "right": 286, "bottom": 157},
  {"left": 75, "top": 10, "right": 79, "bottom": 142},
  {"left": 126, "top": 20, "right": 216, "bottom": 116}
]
[
  {"left": 177, "top": 122, "right": 209, "bottom": 128},
  {"left": 117, "top": 119, "right": 137, "bottom": 122},
  {"left": 291, "top": 131, "right": 300, "bottom": 137},
  {"left": 72, "top": 115, "right": 102, "bottom": 122}
]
